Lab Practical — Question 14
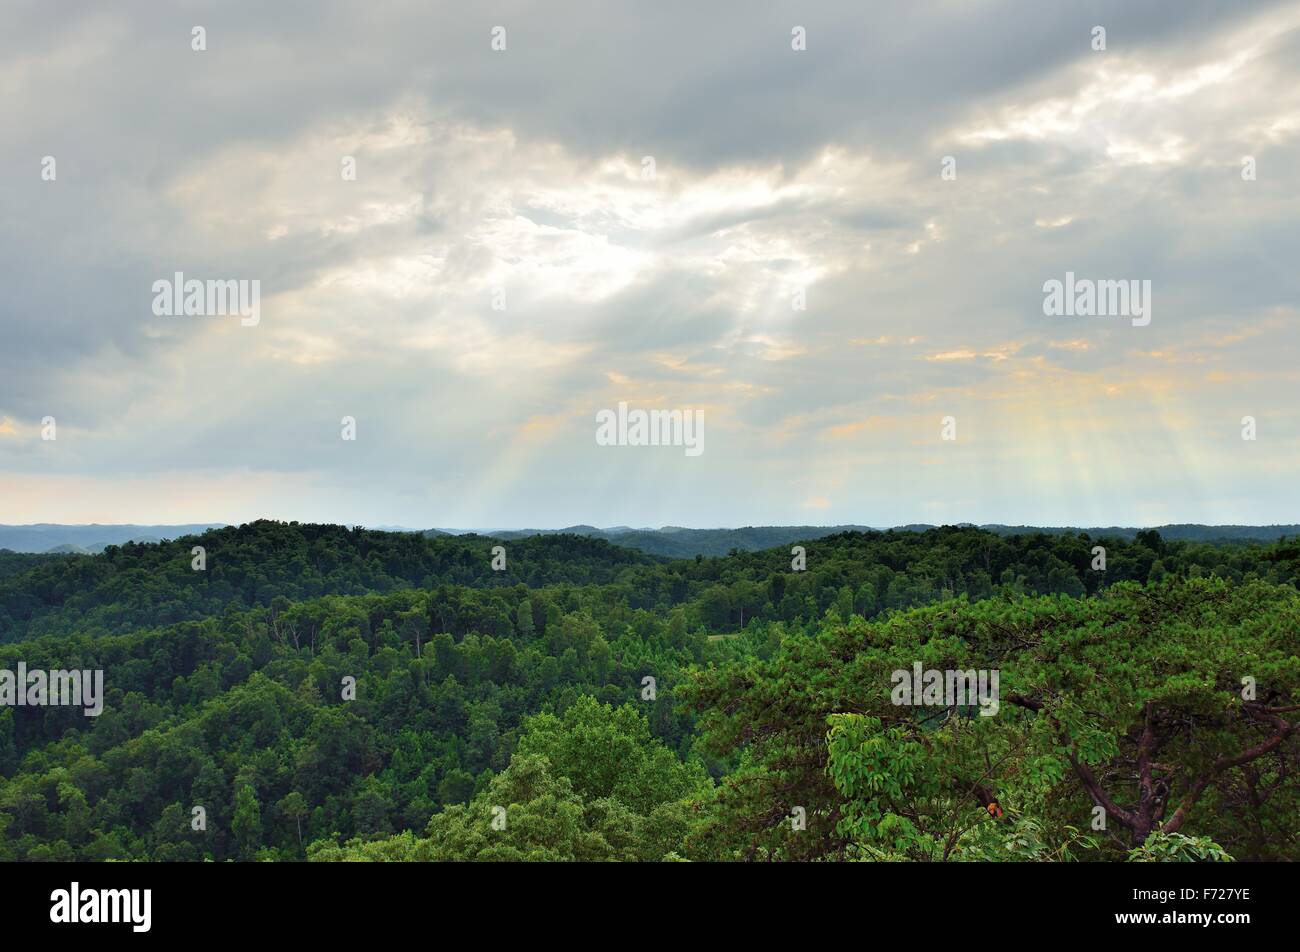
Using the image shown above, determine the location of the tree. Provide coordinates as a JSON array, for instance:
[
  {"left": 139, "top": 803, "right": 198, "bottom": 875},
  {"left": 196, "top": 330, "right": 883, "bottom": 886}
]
[
  {"left": 232, "top": 785, "right": 262, "bottom": 860},
  {"left": 278, "top": 792, "right": 309, "bottom": 851},
  {"left": 515, "top": 599, "right": 535, "bottom": 638},
  {"left": 687, "top": 578, "right": 1300, "bottom": 861},
  {"left": 515, "top": 696, "right": 710, "bottom": 815}
]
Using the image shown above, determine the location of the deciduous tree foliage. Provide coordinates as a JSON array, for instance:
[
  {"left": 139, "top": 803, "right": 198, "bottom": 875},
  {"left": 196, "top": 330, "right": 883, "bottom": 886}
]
[
  {"left": 311, "top": 700, "right": 712, "bottom": 862},
  {"left": 686, "top": 578, "right": 1299, "bottom": 860},
  {"left": 1, "top": 523, "right": 1297, "bottom": 861}
]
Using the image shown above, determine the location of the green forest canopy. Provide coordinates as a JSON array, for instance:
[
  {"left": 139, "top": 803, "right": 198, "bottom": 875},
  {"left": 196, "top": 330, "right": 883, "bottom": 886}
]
[{"left": 1, "top": 521, "right": 1297, "bottom": 861}]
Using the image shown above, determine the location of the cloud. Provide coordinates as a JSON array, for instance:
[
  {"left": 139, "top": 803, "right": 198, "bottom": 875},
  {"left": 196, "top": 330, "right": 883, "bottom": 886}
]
[{"left": 1, "top": 1, "right": 1298, "bottom": 526}]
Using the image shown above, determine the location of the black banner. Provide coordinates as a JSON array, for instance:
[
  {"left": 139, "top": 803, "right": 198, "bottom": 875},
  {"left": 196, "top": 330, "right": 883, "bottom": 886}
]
[{"left": 2, "top": 860, "right": 1274, "bottom": 938}]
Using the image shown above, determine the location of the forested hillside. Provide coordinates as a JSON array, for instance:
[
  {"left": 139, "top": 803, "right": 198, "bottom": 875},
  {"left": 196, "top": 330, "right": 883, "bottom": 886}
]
[
  {"left": 1, "top": 523, "right": 1297, "bottom": 861},
  {"left": 459, "top": 524, "right": 874, "bottom": 558},
  {"left": 0, "top": 522, "right": 659, "bottom": 642}
]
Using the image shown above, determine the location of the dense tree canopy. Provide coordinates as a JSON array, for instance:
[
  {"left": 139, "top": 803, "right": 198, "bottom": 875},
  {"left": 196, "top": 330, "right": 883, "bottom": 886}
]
[
  {"left": 2, "top": 522, "right": 1297, "bottom": 861},
  {"left": 686, "top": 578, "right": 1299, "bottom": 860}
]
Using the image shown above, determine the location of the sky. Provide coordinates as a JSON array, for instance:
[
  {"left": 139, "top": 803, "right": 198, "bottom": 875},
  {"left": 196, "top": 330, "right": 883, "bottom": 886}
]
[{"left": 1, "top": 0, "right": 1298, "bottom": 529}]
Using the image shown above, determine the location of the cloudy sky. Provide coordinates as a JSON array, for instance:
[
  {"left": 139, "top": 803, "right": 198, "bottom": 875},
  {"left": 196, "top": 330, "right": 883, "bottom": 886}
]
[{"left": 2, "top": 0, "right": 1298, "bottom": 529}]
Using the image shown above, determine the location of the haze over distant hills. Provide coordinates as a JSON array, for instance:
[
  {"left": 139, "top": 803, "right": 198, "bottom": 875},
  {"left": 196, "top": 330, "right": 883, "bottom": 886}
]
[
  {"left": 0, "top": 524, "right": 226, "bottom": 554},
  {"left": 425, "top": 524, "right": 1300, "bottom": 558},
  {"left": 4, "top": 522, "right": 1300, "bottom": 558}
]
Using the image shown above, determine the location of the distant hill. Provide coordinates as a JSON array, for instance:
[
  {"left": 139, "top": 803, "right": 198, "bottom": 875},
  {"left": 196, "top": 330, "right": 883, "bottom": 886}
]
[
  {"left": 5, "top": 521, "right": 1297, "bottom": 559},
  {"left": 428, "top": 523, "right": 1300, "bottom": 557},
  {"left": 425, "top": 525, "right": 876, "bottom": 558},
  {"left": 5, "top": 518, "right": 1300, "bottom": 644},
  {"left": 0, "top": 520, "right": 661, "bottom": 641},
  {"left": 974, "top": 524, "right": 1300, "bottom": 543},
  {"left": 0, "top": 523, "right": 225, "bottom": 553}
]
